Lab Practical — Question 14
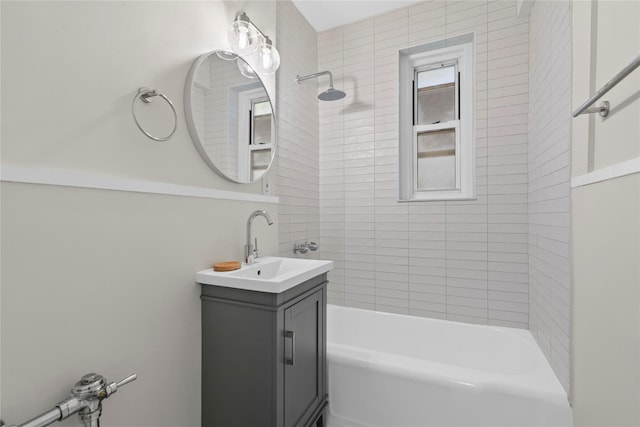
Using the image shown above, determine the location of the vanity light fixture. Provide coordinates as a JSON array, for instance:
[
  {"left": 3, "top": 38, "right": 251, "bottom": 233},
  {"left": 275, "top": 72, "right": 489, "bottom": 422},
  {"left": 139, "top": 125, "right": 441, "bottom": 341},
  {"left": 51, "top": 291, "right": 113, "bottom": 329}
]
[{"left": 228, "top": 12, "right": 280, "bottom": 75}]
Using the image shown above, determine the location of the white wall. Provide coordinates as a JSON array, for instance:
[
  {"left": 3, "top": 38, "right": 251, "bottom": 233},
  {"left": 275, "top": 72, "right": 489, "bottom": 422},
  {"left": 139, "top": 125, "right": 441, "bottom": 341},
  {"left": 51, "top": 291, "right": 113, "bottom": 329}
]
[
  {"left": 1, "top": 184, "right": 278, "bottom": 426},
  {"left": 317, "top": 1, "right": 531, "bottom": 328},
  {"left": 571, "top": 0, "right": 640, "bottom": 423},
  {"left": 0, "top": 2, "right": 282, "bottom": 425},
  {"left": 571, "top": 175, "right": 639, "bottom": 424},
  {"left": 1, "top": 1, "right": 274, "bottom": 193},
  {"left": 528, "top": 0, "right": 572, "bottom": 393}
]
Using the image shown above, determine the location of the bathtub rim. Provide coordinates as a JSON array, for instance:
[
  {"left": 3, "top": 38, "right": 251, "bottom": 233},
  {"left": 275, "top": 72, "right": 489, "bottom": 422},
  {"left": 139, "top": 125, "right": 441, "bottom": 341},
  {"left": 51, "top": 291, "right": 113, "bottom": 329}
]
[{"left": 326, "top": 303, "right": 571, "bottom": 407}]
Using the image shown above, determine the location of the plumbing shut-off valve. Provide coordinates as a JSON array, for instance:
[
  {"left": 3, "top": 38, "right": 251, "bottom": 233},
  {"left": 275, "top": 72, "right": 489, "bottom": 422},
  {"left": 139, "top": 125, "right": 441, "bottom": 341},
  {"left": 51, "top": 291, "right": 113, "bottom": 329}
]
[
  {"left": 4, "top": 372, "right": 137, "bottom": 427},
  {"left": 69, "top": 372, "right": 137, "bottom": 426}
]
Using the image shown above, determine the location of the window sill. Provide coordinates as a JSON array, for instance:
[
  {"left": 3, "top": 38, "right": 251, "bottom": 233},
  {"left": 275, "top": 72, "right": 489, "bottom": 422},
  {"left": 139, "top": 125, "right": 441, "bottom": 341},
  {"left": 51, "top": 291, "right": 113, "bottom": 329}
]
[{"left": 398, "top": 192, "right": 477, "bottom": 202}]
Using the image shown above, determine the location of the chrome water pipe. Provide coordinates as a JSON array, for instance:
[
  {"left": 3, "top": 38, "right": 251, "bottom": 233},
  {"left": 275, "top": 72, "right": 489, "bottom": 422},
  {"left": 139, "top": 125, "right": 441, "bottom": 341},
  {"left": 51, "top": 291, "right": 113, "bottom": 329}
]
[
  {"left": 296, "top": 71, "right": 335, "bottom": 88},
  {"left": 4, "top": 373, "right": 137, "bottom": 427}
]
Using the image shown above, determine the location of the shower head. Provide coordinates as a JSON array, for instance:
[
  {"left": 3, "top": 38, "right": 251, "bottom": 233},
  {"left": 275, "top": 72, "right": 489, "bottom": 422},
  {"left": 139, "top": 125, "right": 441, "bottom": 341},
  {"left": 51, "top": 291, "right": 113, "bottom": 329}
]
[
  {"left": 318, "top": 87, "right": 346, "bottom": 101},
  {"left": 296, "top": 70, "right": 346, "bottom": 102}
]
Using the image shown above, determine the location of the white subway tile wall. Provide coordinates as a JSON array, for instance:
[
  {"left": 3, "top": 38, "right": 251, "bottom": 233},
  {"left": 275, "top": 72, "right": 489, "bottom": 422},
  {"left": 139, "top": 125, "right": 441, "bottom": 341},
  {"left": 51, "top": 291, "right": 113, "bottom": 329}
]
[
  {"left": 206, "top": 62, "right": 247, "bottom": 177},
  {"left": 275, "top": 1, "right": 320, "bottom": 256},
  {"left": 317, "top": 1, "right": 531, "bottom": 328},
  {"left": 528, "top": 0, "right": 571, "bottom": 392}
]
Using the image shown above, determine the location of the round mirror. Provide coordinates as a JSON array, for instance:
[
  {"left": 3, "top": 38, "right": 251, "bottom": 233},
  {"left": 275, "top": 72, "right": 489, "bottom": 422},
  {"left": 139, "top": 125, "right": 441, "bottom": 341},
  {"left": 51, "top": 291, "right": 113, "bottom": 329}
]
[{"left": 185, "top": 50, "right": 276, "bottom": 183}]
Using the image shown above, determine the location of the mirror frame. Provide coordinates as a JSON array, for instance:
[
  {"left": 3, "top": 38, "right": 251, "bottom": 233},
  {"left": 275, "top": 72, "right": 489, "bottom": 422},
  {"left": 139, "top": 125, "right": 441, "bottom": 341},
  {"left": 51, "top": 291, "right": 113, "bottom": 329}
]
[{"left": 184, "top": 50, "right": 277, "bottom": 184}]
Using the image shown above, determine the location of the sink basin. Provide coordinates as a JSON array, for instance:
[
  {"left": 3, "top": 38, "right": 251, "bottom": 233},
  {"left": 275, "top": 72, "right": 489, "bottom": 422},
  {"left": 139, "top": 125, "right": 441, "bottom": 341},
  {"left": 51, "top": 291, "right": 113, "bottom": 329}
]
[{"left": 196, "top": 256, "right": 333, "bottom": 293}]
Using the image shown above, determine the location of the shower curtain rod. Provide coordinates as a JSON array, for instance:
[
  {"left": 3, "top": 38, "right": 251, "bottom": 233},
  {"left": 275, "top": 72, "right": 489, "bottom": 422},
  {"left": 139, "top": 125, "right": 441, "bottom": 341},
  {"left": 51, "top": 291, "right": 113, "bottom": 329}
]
[{"left": 572, "top": 53, "right": 640, "bottom": 118}]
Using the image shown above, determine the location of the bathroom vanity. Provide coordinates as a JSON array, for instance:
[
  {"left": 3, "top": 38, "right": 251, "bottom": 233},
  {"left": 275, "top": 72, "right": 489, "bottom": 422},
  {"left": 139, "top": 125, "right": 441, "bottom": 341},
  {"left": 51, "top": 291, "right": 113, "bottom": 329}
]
[{"left": 197, "top": 257, "right": 332, "bottom": 427}]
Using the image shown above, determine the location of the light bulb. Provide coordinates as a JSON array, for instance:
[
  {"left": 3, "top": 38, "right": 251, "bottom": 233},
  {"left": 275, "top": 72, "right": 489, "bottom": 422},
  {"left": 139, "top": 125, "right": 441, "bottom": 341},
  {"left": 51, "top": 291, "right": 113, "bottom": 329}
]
[
  {"left": 261, "top": 47, "right": 272, "bottom": 69},
  {"left": 255, "top": 37, "right": 280, "bottom": 75},
  {"left": 237, "top": 30, "right": 248, "bottom": 50},
  {"left": 228, "top": 13, "right": 258, "bottom": 56}
]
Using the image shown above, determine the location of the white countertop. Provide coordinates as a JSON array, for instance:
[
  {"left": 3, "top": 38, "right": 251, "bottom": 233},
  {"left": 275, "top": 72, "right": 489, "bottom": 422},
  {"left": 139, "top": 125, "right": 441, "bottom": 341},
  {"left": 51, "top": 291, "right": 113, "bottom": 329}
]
[{"left": 197, "top": 256, "right": 333, "bottom": 293}]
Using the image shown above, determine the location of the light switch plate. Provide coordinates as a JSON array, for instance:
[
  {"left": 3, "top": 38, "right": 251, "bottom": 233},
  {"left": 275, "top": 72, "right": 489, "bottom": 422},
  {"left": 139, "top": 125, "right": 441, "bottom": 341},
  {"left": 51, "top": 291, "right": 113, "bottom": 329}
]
[{"left": 262, "top": 177, "right": 271, "bottom": 196}]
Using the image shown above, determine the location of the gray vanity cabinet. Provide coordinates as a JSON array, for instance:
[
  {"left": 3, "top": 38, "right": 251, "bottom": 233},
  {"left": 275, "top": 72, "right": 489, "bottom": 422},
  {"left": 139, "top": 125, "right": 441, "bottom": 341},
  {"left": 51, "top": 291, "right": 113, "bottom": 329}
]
[{"left": 200, "top": 273, "right": 328, "bottom": 427}]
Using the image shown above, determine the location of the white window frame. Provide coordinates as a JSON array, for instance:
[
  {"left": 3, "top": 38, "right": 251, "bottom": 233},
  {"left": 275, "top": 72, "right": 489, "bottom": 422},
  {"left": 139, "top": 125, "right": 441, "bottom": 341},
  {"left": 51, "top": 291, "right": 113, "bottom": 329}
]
[{"left": 399, "top": 37, "right": 475, "bottom": 201}]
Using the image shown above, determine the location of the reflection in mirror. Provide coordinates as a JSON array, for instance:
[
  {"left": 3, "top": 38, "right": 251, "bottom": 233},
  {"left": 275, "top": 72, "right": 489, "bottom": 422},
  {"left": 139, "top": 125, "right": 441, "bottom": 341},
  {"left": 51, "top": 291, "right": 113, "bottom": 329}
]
[{"left": 185, "top": 50, "right": 276, "bottom": 183}]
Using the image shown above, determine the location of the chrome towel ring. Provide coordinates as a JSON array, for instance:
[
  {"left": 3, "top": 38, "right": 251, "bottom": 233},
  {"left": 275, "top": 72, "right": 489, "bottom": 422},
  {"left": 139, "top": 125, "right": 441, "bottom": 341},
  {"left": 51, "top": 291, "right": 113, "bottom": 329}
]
[{"left": 132, "top": 87, "right": 177, "bottom": 142}]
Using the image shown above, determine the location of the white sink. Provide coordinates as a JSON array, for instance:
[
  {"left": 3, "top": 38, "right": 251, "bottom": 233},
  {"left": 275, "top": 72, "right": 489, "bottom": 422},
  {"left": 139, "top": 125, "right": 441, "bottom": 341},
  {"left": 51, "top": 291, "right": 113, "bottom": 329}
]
[{"left": 196, "top": 256, "right": 333, "bottom": 293}]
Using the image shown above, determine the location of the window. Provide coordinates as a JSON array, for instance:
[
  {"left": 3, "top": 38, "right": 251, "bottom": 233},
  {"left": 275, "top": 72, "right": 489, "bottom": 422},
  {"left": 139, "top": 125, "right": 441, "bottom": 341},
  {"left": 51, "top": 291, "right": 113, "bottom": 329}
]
[
  {"left": 237, "top": 88, "right": 274, "bottom": 181},
  {"left": 251, "top": 99, "right": 272, "bottom": 146},
  {"left": 399, "top": 36, "right": 475, "bottom": 201},
  {"left": 249, "top": 98, "right": 273, "bottom": 180}
]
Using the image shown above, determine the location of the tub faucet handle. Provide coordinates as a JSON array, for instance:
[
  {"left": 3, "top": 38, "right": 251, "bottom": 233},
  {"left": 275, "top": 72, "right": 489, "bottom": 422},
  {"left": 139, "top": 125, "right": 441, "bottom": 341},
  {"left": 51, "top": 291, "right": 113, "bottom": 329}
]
[
  {"left": 293, "top": 241, "right": 319, "bottom": 254},
  {"left": 293, "top": 242, "right": 308, "bottom": 254}
]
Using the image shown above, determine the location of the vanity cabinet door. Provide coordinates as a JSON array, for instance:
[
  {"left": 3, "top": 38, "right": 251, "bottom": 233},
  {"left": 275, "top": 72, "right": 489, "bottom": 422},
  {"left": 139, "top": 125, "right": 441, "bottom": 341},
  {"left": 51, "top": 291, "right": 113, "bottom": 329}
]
[{"left": 283, "top": 289, "right": 325, "bottom": 427}]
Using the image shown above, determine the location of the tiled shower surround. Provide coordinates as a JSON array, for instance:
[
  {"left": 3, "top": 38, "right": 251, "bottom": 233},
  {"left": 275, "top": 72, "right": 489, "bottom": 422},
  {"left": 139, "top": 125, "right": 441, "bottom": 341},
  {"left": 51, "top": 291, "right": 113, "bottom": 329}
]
[
  {"left": 318, "top": 1, "right": 531, "bottom": 327},
  {"left": 528, "top": 0, "right": 571, "bottom": 391},
  {"left": 274, "top": 0, "right": 571, "bottom": 393}
]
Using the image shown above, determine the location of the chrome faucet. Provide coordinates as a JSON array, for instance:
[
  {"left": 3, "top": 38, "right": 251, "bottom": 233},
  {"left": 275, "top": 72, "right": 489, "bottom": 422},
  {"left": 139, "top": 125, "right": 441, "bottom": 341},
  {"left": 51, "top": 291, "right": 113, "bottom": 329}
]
[{"left": 245, "top": 210, "right": 274, "bottom": 264}]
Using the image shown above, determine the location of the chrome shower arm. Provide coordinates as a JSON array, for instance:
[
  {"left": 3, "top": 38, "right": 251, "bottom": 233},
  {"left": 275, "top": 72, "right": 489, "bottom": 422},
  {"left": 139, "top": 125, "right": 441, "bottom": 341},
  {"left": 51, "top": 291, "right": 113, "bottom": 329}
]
[
  {"left": 296, "top": 70, "right": 346, "bottom": 101},
  {"left": 296, "top": 71, "right": 334, "bottom": 88}
]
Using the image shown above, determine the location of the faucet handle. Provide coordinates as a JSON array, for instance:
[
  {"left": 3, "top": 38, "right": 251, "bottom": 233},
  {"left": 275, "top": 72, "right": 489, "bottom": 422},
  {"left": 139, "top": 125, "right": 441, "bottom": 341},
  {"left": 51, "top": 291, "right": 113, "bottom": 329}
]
[
  {"left": 307, "top": 241, "right": 318, "bottom": 251},
  {"left": 293, "top": 243, "right": 308, "bottom": 254}
]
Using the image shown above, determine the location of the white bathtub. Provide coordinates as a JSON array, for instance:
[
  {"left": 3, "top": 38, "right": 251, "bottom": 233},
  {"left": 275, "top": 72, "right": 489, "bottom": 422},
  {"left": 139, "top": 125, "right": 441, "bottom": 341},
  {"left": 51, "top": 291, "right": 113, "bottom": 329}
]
[{"left": 326, "top": 304, "right": 572, "bottom": 427}]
